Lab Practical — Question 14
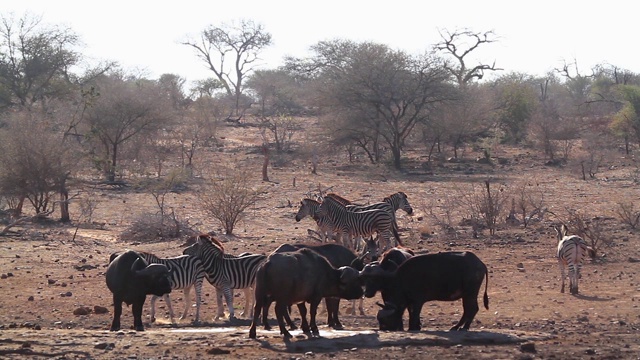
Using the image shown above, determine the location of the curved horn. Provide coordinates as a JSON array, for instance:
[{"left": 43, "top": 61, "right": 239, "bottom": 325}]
[
  {"left": 136, "top": 263, "right": 169, "bottom": 277},
  {"left": 376, "top": 302, "right": 396, "bottom": 318},
  {"left": 339, "top": 266, "right": 359, "bottom": 283}
]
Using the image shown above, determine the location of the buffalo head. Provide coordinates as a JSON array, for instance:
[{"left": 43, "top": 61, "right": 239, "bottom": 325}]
[
  {"left": 376, "top": 301, "right": 403, "bottom": 331},
  {"left": 358, "top": 262, "right": 393, "bottom": 298},
  {"left": 133, "top": 260, "right": 172, "bottom": 297},
  {"left": 337, "top": 266, "right": 364, "bottom": 300}
]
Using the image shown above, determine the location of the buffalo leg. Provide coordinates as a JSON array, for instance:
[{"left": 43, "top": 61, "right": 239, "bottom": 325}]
[
  {"left": 297, "top": 303, "right": 311, "bottom": 335},
  {"left": 407, "top": 303, "right": 423, "bottom": 331},
  {"left": 275, "top": 302, "right": 292, "bottom": 339},
  {"left": 455, "top": 296, "right": 480, "bottom": 331},
  {"left": 248, "top": 291, "right": 263, "bottom": 338},
  {"left": 132, "top": 299, "right": 145, "bottom": 331},
  {"left": 110, "top": 296, "right": 123, "bottom": 331},
  {"left": 325, "top": 297, "right": 343, "bottom": 330},
  {"left": 309, "top": 299, "right": 321, "bottom": 336}
]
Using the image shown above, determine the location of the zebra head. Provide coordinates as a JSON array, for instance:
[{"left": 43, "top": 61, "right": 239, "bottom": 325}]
[
  {"left": 295, "top": 198, "right": 320, "bottom": 222},
  {"left": 183, "top": 234, "right": 224, "bottom": 258},
  {"left": 385, "top": 192, "right": 413, "bottom": 215}
]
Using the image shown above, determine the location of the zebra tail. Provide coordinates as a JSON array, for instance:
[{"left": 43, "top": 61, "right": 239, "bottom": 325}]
[
  {"left": 483, "top": 269, "right": 489, "bottom": 310},
  {"left": 392, "top": 225, "right": 403, "bottom": 246}
]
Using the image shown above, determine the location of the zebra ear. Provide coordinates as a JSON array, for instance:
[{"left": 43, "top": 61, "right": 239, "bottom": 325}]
[{"left": 561, "top": 224, "right": 569, "bottom": 237}]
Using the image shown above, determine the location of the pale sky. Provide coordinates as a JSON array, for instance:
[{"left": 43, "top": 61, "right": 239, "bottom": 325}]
[{"left": 2, "top": 0, "right": 636, "bottom": 88}]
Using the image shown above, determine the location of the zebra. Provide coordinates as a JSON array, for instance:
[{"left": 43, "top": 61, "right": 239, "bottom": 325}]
[
  {"left": 183, "top": 234, "right": 266, "bottom": 319},
  {"left": 295, "top": 198, "right": 339, "bottom": 243},
  {"left": 554, "top": 224, "right": 589, "bottom": 295},
  {"left": 136, "top": 251, "right": 206, "bottom": 325},
  {"left": 318, "top": 194, "right": 401, "bottom": 252},
  {"left": 324, "top": 193, "right": 406, "bottom": 250},
  {"left": 213, "top": 252, "right": 257, "bottom": 319}
]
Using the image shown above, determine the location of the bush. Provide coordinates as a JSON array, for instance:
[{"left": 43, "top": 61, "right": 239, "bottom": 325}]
[{"left": 201, "top": 169, "right": 263, "bottom": 235}]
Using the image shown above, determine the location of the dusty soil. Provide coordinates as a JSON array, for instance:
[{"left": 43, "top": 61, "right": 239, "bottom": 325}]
[{"left": 1, "top": 120, "right": 640, "bottom": 359}]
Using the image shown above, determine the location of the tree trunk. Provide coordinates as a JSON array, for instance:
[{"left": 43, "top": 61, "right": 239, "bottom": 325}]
[
  {"left": 59, "top": 185, "right": 70, "bottom": 223},
  {"left": 262, "top": 145, "right": 270, "bottom": 182}
]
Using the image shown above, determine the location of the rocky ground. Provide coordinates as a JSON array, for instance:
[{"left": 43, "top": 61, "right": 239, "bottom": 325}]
[{"left": 1, "top": 122, "right": 640, "bottom": 359}]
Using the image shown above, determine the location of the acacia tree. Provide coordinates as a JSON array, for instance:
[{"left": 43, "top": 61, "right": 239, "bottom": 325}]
[
  {"left": 0, "top": 13, "right": 80, "bottom": 109},
  {"left": 288, "top": 40, "right": 451, "bottom": 169},
  {"left": 84, "top": 73, "right": 172, "bottom": 182},
  {"left": 182, "top": 19, "right": 272, "bottom": 119}
]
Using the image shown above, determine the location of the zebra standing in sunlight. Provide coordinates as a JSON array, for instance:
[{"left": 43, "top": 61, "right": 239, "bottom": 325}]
[
  {"left": 554, "top": 224, "right": 590, "bottom": 295},
  {"left": 136, "top": 251, "right": 206, "bottom": 325},
  {"left": 183, "top": 234, "right": 266, "bottom": 319}
]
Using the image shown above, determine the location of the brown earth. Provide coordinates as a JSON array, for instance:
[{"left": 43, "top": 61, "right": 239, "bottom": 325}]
[{"left": 1, "top": 121, "right": 640, "bottom": 359}]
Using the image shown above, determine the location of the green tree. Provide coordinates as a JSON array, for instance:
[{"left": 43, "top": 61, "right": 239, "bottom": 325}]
[
  {"left": 288, "top": 40, "right": 451, "bottom": 169},
  {"left": 494, "top": 73, "right": 538, "bottom": 144},
  {"left": 610, "top": 85, "right": 640, "bottom": 148},
  {"left": 0, "top": 13, "right": 80, "bottom": 109}
]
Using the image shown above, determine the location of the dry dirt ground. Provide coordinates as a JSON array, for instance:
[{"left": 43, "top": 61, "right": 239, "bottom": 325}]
[{"left": 1, "top": 122, "right": 640, "bottom": 359}]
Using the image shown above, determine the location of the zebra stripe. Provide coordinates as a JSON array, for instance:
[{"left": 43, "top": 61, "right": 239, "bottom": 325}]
[
  {"left": 383, "top": 191, "right": 414, "bottom": 216},
  {"left": 136, "top": 251, "right": 206, "bottom": 325},
  {"left": 554, "top": 225, "right": 589, "bottom": 295},
  {"left": 325, "top": 193, "right": 403, "bottom": 249},
  {"left": 295, "top": 198, "right": 339, "bottom": 242},
  {"left": 183, "top": 234, "right": 266, "bottom": 319},
  {"left": 319, "top": 195, "right": 400, "bottom": 251}
]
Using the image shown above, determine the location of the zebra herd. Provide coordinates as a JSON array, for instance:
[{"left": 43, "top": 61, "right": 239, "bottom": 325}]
[{"left": 113, "top": 191, "right": 592, "bottom": 328}]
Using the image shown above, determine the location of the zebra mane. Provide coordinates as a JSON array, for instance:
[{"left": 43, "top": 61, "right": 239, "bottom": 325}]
[
  {"left": 301, "top": 198, "right": 320, "bottom": 204},
  {"left": 198, "top": 233, "right": 225, "bottom": 252},
  {"left": 325, "top": 193, "right": 352, "bottom": 205}
]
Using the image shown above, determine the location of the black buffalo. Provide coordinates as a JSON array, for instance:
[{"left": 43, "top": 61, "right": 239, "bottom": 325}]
[
  {"left": 106, "top": 250, "right": 172, "bottom": 331},
  {"left": 262, "top": 243, "right": 370, "bottom": 330},
  {"left": 248, "top": 248, "right": 363, "bottom": 339},
  {"left": 360, "top": 251, "right": 489, "bottom": 331}
]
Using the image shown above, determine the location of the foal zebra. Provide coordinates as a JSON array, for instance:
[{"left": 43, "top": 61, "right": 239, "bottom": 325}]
[
  {"left": 136, "top": 251, "right": 206, "bottom": 325},
  {"left": 554, "top": 224, "right": 589, "bottom": 295},
  {"left": 318, "top": 195, "right": 401, "bottom": 251},
  {"left": 183, "top": 234, "right": 266, "bottom": 319}
]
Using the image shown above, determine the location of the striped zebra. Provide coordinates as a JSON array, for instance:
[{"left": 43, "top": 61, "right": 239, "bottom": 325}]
[
  {"left": 183, "top": 234, "right": 266, "bottom": 319},
  {"left": 554, "top": 224, "right": 589, "bottom": 295},
  {"left": 295, "top": 198, "right": 338, "bottom": 243},
  {"left": 136, "top": 251, "right": 206, "bottom": 325},
  {"left": 325, "top": 193, "right": 407, "bottom": 250},
  {"left": 214, "top": 252, "right": 257, "bottom": 319},
  {"left": 318, "top": 195, "right": 401, "bottom": 252}
]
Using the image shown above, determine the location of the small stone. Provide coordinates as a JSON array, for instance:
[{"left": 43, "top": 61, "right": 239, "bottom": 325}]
[
  {"left": 47, "top": 279, "right": 56, "bottom": 285},
  {"left": 27, "top": 296, "right": 34, "bottom": 301},
  {"left": 520, "top": 342, "right": 536, "bottom": 353},
  {"left": 73, "top": 307, "right": 91, "bottom": 315},
  {"left": 94, "top": 305, "right": 109, "bottom": 314}
]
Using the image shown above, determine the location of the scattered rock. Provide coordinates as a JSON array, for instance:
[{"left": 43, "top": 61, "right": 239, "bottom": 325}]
[
  {"left": 94, "top": 305, "right": 109, "bottom": 314},
  {"left": 206, "top": 347, "right": 231, "bottom": 355},
  {"left": 73, "top": 307, "right": 91, "bottom": 315},
  {"left": 47, "top": 279, "right": 57, "bottom": 285},
  {"left": 520, "top": 342, "right": 536, "bottom": 353},
  {"left": 27, "top": 296, "right": 34, "bottom": 301}
]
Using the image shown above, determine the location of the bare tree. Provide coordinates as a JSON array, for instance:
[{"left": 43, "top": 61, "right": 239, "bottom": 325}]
[
  {"left": 434, "top": 28, "right": 502, "bottom": 88},
  {"left": 182, "top": 19, "right": 272, "bottom": 119},
  {"left": 84, "top": 73, "right": 173, "bottom": 182}
]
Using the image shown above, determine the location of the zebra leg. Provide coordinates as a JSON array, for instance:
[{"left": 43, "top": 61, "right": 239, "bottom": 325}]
[
  {"left": 240, "top": 287, "right": 253, "bottom": 318},
  {"left": 558, "top": 260, "right": 566, "bottom": 293},
  {"left": 164, "top": 294, "right": 177, "bottom": 326},
  {"left": 347, "top": 299, "right": 356, "bottom": 315},
  {"left": 179, "top": 286, "right": 191, "bottom": 322},
  {"left": 150, "top": 295, "right": 158, "bottom": 323},
  {"left": 214, "top": 286, "right": 226, "bottom": 319},
  {"left": 193, "top": 280, "right": 202, "bottom": 325},
  {"left": 222, "top": 286, "right": 236, "bottom": 319}
]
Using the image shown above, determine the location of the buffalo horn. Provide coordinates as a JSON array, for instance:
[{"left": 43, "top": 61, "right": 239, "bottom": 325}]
[
  {"left": 136, "top": 263, "right": 170, "bottom": 276},
  {"left": 338, "top": 266, "right": 359, "bottom": 283}
]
